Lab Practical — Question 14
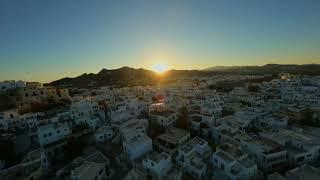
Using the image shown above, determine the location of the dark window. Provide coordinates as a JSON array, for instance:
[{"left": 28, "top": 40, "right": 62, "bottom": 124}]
[{"left": 297, "top": 156, "right": 305, "bottom": 162}]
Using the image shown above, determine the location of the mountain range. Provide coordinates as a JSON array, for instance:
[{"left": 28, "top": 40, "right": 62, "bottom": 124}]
[{"left": 46, "top": 64, "right": 320, "bottom": 88}]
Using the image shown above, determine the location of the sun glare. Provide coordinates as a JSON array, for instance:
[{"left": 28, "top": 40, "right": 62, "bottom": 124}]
[{"left": 152, "top": 63, "right": 169, "bottom": 73}]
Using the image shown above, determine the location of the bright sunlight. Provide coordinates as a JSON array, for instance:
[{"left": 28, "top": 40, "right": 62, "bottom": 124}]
[{"left": 152, "top": 63, "right": 169, "bottom": 73}]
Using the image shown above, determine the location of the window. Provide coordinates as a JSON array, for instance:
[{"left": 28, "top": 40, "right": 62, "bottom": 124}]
[
  {"left": 57, "top": 130, "right": 60, "bottom": 134},
  {"left": 48, "top": 132, "right": 52, "bottom": 136},
  {"left": 297, "top": 156, "right": 305, "bottom": 162}
]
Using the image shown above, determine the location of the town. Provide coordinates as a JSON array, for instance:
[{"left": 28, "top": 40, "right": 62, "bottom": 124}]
[{"left": 0, "top": 72, "right": 320, "bottom": 180}]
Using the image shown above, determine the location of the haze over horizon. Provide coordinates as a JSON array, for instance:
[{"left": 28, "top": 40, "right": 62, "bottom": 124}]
[{"left": 1, "top": 0, "right": 320, "bottom": 82}]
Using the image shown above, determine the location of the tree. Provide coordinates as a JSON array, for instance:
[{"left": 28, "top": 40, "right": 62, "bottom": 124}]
[
  {"left": 0, "top": 138, "right": 17, "bottom": 168},
  {"left": 221, "top": 109, "right": 234, "bottom": 117},
  {"left": 248, "top": 84, "right": 259, "bottom": 92},
  {"left": 102, "top": 102, "right": 111, "bottom": 124},
  {"left": 64, "top": 137, "right": 86, "bottom": 160},
  {"left": 148, "top": 120, "right": 165, "bottom": 138},
  {"left": 176, "top": 106, "right": 190, "bottom": 130},
  {"left": 299, "top": 108, "right": 316, "bottom": 127}
]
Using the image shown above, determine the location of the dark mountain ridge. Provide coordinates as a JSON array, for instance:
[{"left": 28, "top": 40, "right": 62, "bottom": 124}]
[{"left": 46, "top": 64, "right": 320, "bottom": 88}]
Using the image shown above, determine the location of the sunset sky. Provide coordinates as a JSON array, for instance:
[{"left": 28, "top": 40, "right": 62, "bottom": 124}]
[{"left": 1, "top": 0, "right": 320, "bottom": 82}]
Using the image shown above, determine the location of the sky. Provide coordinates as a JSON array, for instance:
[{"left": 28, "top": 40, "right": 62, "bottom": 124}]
[{"left": 0, "top": 0, "right": 320, "bottom": 82}]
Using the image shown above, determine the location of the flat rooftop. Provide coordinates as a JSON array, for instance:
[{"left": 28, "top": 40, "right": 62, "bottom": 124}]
[
  {"left": 180, "top": 137, "right": 206, "bottom": 153},
  {"left": 218, "top": 143, "right": 244, "bottom": 159},
  {"left": 157, "top": 127, "right": 189, "bottom": 144},
  {"left": 148, "top": 152, "right": 169, "bottom": 163},
  {"left": 216, "top": 151, "right": 233, "bottom": 164}
]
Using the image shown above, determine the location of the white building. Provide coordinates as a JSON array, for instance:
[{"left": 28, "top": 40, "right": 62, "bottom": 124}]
[
  {"left": 149, "top": 110, "right": 178, "bottom": 128},
  {"left": 37, "top": 122, "right": 71, "bottom": 146},
  {"left": 0, "top": 80, "right": 26, "bottom": 91},
  {"left": 212, "top": 143, "right": 258, "bottom": 180},
  {"left": 58, "top": 156, "right": 106, "bottom": 180},
  {"left": 70, "top": 99, "right": 103, "bottom": 121},
  {"left": 123, "top": 133, "right": 153, "bottom": 161},
  {"left": 240, "top": 135, "right": 287, "bottom": 173},
  {"left": 0, "top": 109, "right": 19, "bottom": 130},
  {"left": 261, "top": 129, "right": 320, "bottom": 167},
  {"left": 119, "top": 119, "right": 148, "bottom": 142},
  {"left": 155, "top": 127, "right": 190, "bottom": 155},
  {"left": 142, "top": 152, "right": 172, "bottom": 179},
  {"left": 94, "top": 126, "right": 113, "bottom": 143},
  {"left": 74, "top": 116, "right": 101, "bottom": 130},
  {"left": 176, "top": 137, "right": 212, "bottom": 180}
]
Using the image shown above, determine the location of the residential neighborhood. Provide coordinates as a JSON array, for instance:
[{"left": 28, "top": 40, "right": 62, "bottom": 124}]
[{"left": 1, "top": 73, "right": 320, "bottom": 180}]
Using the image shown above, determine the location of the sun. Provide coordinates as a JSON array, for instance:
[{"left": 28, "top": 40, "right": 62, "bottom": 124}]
[{"left": 152, "top": 63, "right": 169, "bottom": 73}]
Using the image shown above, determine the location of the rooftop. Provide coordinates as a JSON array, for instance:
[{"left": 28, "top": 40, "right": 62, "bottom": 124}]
[
  {"left": 216, "top": 151, "right": 233, "bottom": 164},
  {"left": 150, "top": 110, "right": 175, "bottom": 117},
  {"left": 190, "top": 156, "right": 205, "bottom": 170},
  {"left": 218, "top": 143, "right": 244, "bottom": 159},
  {"left": 247, "top": 136, "right": 285, "bottom": 155},
  {"left": 157, "top": 127, "right": 189, "bottom": 144},
  {"left": 286, "top": 164, "right": 320, "bottom": 180},
  {"left": 147, "top": 152, "right": 170, "bottom": 163},
  {"left": 85, "top": 151, "right": 110, "bottom": 164},
  {"left": 180, "top": 136, "right": 206, "bottom": 153}
]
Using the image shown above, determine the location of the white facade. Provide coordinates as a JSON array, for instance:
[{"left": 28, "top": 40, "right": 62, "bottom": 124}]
[
  {"left": 94, "top": 126, "right": 113, "bottom": 143},
  {"left": 142, "top": 152, "right": 172, "bottom": 179},
  {"left": 212, "top": 143, "right": 258, "bottom": 180},
  {"left": 0, "top": 80, "right": 26, "bottom": 91},
  {"left": 155, "top": 128, "right": 190, "bottom": 155},
  {"left": 261, "top": 129, "right": 320, "bottom": 167},
  {"left": 0, "top": 109, "right": 19, "bottom": 130},
  {"left": 37, "top": 122, "right": 71, "bottom": 146},
  {"left": 241, "top": 136, "right": 287, "bottom": 173},
  {"left": 70, "top": 99, "right": 103, "bottom": 121},
  {"left": 123, "top": 133, "right": 153, "bottom": 161},
  {"left": 149, "top": 110, "right": 178, "bottom": 128},
  {"left": 74, "top": 116, "right": 101, "bottom": 130},
  {"left": 176, "top": 137, "right": 211, "bottom": 180}
]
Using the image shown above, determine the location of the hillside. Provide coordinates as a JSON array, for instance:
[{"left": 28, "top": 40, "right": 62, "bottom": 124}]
[{"left": 46, "top": 64, "right": 320, "bottom": 88}]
